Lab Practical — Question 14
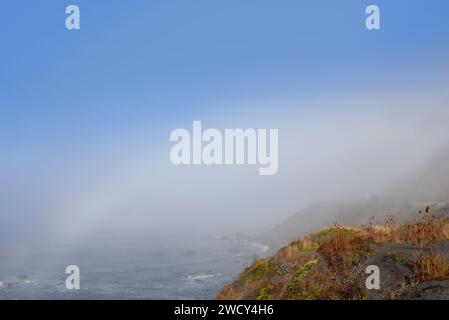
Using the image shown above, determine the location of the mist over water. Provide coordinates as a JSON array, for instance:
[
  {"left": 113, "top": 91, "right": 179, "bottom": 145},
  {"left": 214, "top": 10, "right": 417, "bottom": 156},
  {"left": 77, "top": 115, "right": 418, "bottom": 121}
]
[
  {"left": 2, "top": 75, "right": 449, "bottom": 297},
  {"left": 2, "top": 74, "right": 449, "bottom": 298},
  {"left": 0, "top": 235, "right": 270, "bottom": 299}
]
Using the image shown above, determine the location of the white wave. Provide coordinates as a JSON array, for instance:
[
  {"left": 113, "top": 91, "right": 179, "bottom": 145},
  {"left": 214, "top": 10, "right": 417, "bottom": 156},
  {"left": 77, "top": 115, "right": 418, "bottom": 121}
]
[
  {"left": 214, "top": 233, "right": 270, "bottom": 253},
  {"left": 187, "top": 273, "right": 223, "bottom": 280},
  {"left": 250, "top": 242, "right": 270, "bottom": 252}
]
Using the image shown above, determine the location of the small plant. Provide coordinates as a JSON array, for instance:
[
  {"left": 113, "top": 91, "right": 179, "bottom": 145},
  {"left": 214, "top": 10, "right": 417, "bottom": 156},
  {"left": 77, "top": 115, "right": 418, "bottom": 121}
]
[
  {"left": 245, "top": 257, "right": 278, "bottom": 282},
  {"left": 316, "top": 224, "right": 373, "bottom": 273},
  {"left": 257, "top": 287, "right": 273, "bottom": 300},
  {"left": 394, "top": 253, "right": 406, "bottom": 263},
  {"left": 287, "top": 259, "right": 318, "bottom": 298}
]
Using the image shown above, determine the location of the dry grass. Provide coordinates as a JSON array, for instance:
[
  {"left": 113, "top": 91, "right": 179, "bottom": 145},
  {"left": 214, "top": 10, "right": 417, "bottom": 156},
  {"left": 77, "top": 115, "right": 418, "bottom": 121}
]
[
  {"left": 398, "top": 211, "right": 449, "bottom": 281},
  {"left": 416, "top": 255, "right": 449, "bottom": 281},
  {"left": 315, "top": 224, "right": 373, "bottom": 273},
  {"left": 358, "top": 210, "right": 449, "bottom": 281}
]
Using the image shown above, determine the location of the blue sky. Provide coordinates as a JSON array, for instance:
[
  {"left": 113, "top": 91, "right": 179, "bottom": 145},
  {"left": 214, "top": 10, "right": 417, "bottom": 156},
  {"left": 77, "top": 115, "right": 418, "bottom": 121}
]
[
  {"left": 1, "top": 1, "right": 449, "bottom": 241},
  {"left": 1, "top": 0, "right": 449, "bottom": 150}
]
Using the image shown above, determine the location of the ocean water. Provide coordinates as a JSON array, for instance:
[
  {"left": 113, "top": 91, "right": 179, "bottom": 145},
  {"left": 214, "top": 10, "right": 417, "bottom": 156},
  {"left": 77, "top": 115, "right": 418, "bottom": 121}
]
[{"left": 0, "top": 235, "right": 269, "bottom": 299}]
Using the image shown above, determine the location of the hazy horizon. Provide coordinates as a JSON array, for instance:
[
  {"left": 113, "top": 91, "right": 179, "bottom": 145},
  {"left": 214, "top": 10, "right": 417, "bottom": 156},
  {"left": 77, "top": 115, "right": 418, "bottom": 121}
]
[{"left": 1, "top": 0, "right": 449, "bottom": 246}]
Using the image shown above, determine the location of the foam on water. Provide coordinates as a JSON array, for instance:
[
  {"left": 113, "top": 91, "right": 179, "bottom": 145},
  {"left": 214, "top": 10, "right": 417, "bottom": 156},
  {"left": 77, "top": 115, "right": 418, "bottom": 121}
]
[
  {"left": 187, "top": 274, "right": 223, "bottom": 281},
  {"left": 0, "top": 235, "right": 270, "bottom": 299}
]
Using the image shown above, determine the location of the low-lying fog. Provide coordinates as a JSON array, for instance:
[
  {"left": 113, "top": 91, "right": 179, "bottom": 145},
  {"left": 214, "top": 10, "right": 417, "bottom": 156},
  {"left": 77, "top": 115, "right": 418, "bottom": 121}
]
[{"left": 2, "top": 74, "right": 449, "bottom": 248}]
